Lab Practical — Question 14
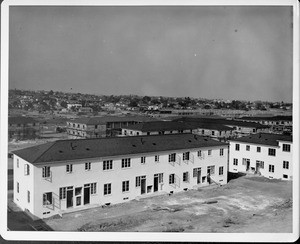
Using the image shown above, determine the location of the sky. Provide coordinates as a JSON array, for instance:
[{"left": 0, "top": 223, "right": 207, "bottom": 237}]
[{"left": 9, "top": 6, "right": 293, "bottom": 102}]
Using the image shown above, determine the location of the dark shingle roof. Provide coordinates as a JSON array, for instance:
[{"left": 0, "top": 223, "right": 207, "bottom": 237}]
[
  {"left": 9, "top": 116, "right": 38, "bottom": 125},
  {"left": 13, "top": 134, "right": 228, "bottom": 164},
  {"left": 238, "top": 116, "right": 292, "bottom": 121},
  {"left": 122, "top": 121, "right": 233, "bottom": 131},
  {"left": 70, "top": 116, "right": 159, "bottom": 125},
  {"left": 173, "top": 117, "right": 269, "bottom": 129},
  {"left": 122, "top": 121, "right": 197, "bottom": 131},
  {"left": 229, "top": 133, "right": 292, "bottom": 146}
]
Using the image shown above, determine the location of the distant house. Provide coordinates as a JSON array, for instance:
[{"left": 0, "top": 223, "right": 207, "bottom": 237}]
[
  {"left": 229, "top": 133, "right": 292, "bottom": 180},
  {"left": 121, "top": 121, "right": 233, "bottom": 140},
  {"left": 8, "top": 116, "right": 40, "bottom": 140},
  {"left": 236, "top": 116, "right": 292, "bottom": 133},
  {"left": 67, "top": 103, "right": 82, "bottom": 110},
  {"left": 121, "top": 121, "right": 196, "bottom": 136},
  {"left": 78, "top": 107, "right": 93, "bottom": 113},
  {"left": 67, "top": 116, "right": 159, "bottom": 138},
  {"left": 173, "top": 117, "right": 270, "bottom": 137}
]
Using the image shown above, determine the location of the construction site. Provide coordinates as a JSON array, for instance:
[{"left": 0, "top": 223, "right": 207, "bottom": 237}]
[{"left": 8, "top": 172, "right": 292, "bottom": 233}]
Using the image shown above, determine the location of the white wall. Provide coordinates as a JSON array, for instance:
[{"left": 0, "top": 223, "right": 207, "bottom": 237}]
[
  {"left": 17, "top": 145, "right": 228, "bottom": 219},
  {"left": 13, "top": 156, "right": 35, "bottom": 213},
  {"left": 229, "top": 140, "right": 292, "bottom": 180}
]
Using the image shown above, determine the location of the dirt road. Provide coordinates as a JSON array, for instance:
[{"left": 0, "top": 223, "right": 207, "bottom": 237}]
[{"left": 43, "top": 175, "right": 292, "bottom": 233}]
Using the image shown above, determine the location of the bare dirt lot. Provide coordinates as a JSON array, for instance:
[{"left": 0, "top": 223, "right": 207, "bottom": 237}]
[{"left": 39, "top": 175, "right": 292, "bottom": 233}]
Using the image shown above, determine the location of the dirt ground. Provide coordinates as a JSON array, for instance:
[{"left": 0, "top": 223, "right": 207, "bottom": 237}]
[{"left": 40, "top": 175, "right": 292, "bottom": 233}]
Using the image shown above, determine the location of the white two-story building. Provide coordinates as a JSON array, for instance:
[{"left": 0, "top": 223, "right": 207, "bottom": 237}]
[
  {"left": 228, "top": 133, "right": 292, "bottom": 180},
  {"left": 13, "top": 134, "right": 228, "bottom": 219}
]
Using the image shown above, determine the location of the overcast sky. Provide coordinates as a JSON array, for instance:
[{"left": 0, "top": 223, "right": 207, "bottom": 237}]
[{"left": 9, "top": 6, "right": 293, "bottom": 102}]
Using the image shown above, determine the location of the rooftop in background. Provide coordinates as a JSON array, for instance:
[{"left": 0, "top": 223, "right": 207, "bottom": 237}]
[
  {"left": 69, "top": 115, "right": 160, "bottom": 125},
  {"left": 229, "top": 133, "right": 292, "bottom": 146},
  {"left": 8, "top": 116, "right": 39, "bottom": 125},
  {"left": 13, "top": 134, "right": 228, "bottom": 165},
  {"left": 122, "top": 121, "right": 233, "bottom": 131},
  {"left": 238, "top": 116, "right": 292, "bottom": 121},
  {"left": 172, "top": 117, "right": 269, "bottom": 129}
]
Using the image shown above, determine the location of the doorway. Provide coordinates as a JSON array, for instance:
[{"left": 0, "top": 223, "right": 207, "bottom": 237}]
[
  {"left": 197, "top": 170, "right": 201, "bottom": 184},
  {"left": 246, "top": 161, "right": 250, "bottom": 171},
  {"left": 153, "top": 175, "right": 159, "bottom": 192},
  {"left": 66, "top": 189, "right": 73, "bottom": 208},
  {"left": 84, "top": 186, "right": 90, "bottom": 205},
  {"left": 141, "top": 178, "right": 146, "bottom": 195}
]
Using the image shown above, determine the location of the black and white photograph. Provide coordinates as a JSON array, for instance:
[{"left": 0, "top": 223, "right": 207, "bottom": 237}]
[{"left": 0, "top": 0, "right": 299, "bottom": 242}]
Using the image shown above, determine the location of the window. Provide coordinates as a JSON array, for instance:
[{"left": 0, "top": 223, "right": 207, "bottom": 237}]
[
  {"left": 282, "top": 144, "right": 291, "bottom": 152},
  {"left": 219, "top": 166, "right": 224, "bottom": 175},
  {"left": 43, "top": 192, "right": 52, "bottom": 205},
  {"left": 207, "top": 166, "right": 215, "bottom": 175},
  {"left": 168, "top": 153, "right": 176, "bottom": 162},
  {"left": 122, "top": 181, "right": 129, "bottom": 192},
  {"left": 220, "top": 149, "right": 224, "bottom": 156},
  {"left": 202, "top": 129, "right": 205, "bottom": 134},
  {"left": 197, "top": 150, "right": 202, "bottom": 157},
  {"left": 208, "top": 150, "right": 212, "bottom": 156},
  {"left": 183, "top": 152, "right": 190, "bottom": 161},
  {"left": 193, "top": 168, "right": 201, "bottom": 177},
  {"left": 155, "top": 155, "right": 159, "bottom": 162},
  {"left": 24, "top": 164, "right": 30, "bottom": 175},
  {"left": 283, "top": 161, "right": 289, "bottom": 169},
  {"left": 169, "top": 174, "right": 175, "bottom": 184},
  {"left": 104, "top": 183, "right": 111, "bottom": 195},
  {"left": 27, "top": 191, "right": 30, "bottom": 203},
  {"left": 257, "top": 160, "right": 264, "bottom": 169},
  {"left": 103, "top": 160, "right": 113, "bottom": 170},
  {"left": 59, "top": 187, "right": 66, "bottom": 200},
  {"left": 246, "top": 145, "right": 250, "bottom": 151},
  {"left": 91, "top": 183, "right": 97, "bottom": 194},
  {"left": 212, "top": 131, "right": 215, "bottom": 136},
  {"left": 268, "top": 148, "right": 276, "bottom": 156},
  {"left": 135, "top": 175, "right": 146, "bottom": 187},
  {"left": 269, "top": 164, "right": 275, "bottom": 173},
  {"left": 66, "top": 164, "right": 73, "bottom": 173},
  {"left": 183, "top": 172, "right": 189, "bottom": 182},
  {"left": 121, "top": 158, "right": 131, "bottom": 168},
  {"left": 85, "top": 162, "right": 91, "bottom": 171},
  {"left": 235, "top": 144, "right": 240, "bottom": 151},
  {"left": 233, "top": 158, "right": 238, "bottom": 166},
  {"left": 283, "top": 174, "right": 288, "bottom": 179},
  {"left": 17, "top": 182, "right": 19, "bottom": 193},
  {"left": 42, "top": 166, "right": 51, "bottom": 178},
  {"left": 141, "top": 156, "right": 146, "bottom": 164},
  {"left": 17, "top": 159, "right": 19, "bottom": 168},
  {"left": 257, "top": 147, "right": 261, "bottom": 153}
]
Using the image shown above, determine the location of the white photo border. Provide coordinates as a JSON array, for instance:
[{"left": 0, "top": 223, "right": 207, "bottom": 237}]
[{"left": 1, "top": 0, "right": 299, "bottom": 242}]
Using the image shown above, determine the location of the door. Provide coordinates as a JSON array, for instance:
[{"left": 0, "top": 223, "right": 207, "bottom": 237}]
[
  {"left": 246, "top": 161, "right": 250, "bottom": 171},
  {"left": 154, "top": 176, "right": 159, "bottom": 192},
  {"left": 256, "top": 162, "right": 260, "bottom": 173},
  {"left": 66, "top": 189, "right": 73, "bottom": 208},
  {"left": 141, "top": 178, "right": 146, "bottom": 195},
  {"left": 197, "top": 170, "right": 201, "bottom": 184},
  {"left": 84, "top": 187, "right": 90, "bottom": 205}
]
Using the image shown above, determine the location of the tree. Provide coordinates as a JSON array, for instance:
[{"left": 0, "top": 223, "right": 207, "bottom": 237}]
[
  {"left": 60, "top": 101, "right": 68, "bottom": 108},
  {"left": 128, "top": 100, "right": 138, "bottom": 107}
]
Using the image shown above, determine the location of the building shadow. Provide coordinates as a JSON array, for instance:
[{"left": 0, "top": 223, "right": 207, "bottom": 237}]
[{"left": 227, "top": 172, "right": 246, "bottom": 182}]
